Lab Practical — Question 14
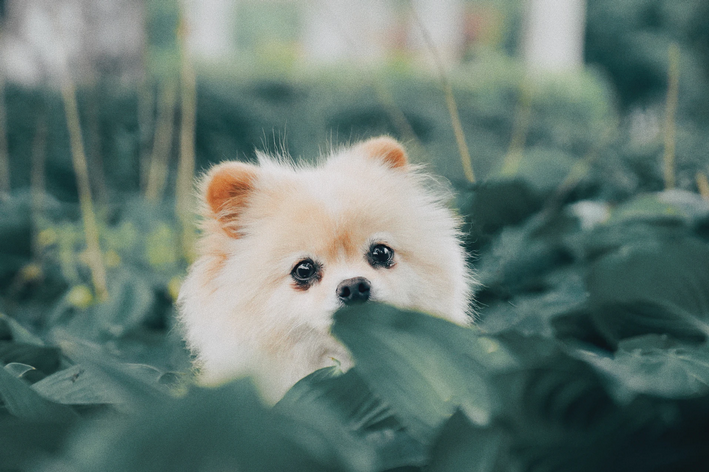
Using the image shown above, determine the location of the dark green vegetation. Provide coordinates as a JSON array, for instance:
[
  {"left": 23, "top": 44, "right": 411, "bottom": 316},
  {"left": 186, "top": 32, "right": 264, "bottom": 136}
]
[{"left": 4, "top": 6, "right": 709, "bottom": 468}]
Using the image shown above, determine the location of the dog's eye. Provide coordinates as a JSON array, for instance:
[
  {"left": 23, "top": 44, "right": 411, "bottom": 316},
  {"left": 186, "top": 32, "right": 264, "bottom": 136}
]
[
  {"left": 368, "top": 244, "right": 395, "bottom": 268},
  {"left": 291, "top": 259, "right": 318, "bottom": 283}
]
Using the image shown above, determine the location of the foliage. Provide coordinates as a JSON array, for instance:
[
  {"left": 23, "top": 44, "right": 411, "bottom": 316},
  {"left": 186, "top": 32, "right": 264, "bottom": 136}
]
[
  {"left": 586, "top": 0, "right": 709, "bottom": 113},
  {"left": 3, "top": 32, "right": 709, "bottom": 471},
  {"left": 4, "top": 157, "right": 709, "bottom": 471}
]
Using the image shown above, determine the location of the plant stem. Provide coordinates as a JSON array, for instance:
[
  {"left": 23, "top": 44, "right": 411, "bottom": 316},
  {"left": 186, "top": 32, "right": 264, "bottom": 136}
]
[
  {"left": 145, "top": 80, "right": 178, "bottom": 202},
  {"left": 138, "top": 79, "right": 155, "bottom": 194},
  {"left": 176, "top": 16, "right": 197, "bottom": 262},
  {"left": 663, "top": 43, "right": 680, "bottom": 190},
  {"left": 501, "top": 81, "right": 532, "bottom": 176},
  {"left": 0, "top": 75, "right": 10, "bottom": 194},
  {"left": 697, "top": 172, "right": 709, "bottom": 201},
  {"left": 86, "top": 80, "right": 108, "bottom": 203},
  {"left": 31, "top": 112, "right": 48, "bottom": 260},
  {"left": 61, "top": 81, "right": 109, "bottom": 301},
  {"left": 410, "top": 2, "right": 475, "bottom": 183}
]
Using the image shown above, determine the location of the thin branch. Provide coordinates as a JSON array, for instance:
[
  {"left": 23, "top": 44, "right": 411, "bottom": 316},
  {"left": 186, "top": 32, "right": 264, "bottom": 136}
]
[
  {"left": 61, "top": 80, "right": 109, "bottom": 301},
  {"left": 176, "top": 15, "right": 197, "bottom": 262},
  {"left": 0, "top": 75, "right": 10, "bottom": 194},
  {"left": 663, "top": 43, "right": 680, "bottom": 190},
  {"left": 410, "top": 1, "right": 475, "bottom": 183},
  {"left": 138, "top": 79, "right": 155, "bottom": 193},
  {"left": 31, "top": 112, "right": 48, "bottom": 260},
  {"left": 501, "top": 81, "right": 532, "bottom": 176},
  {"left": 145, "top": 80, "right": 178, "bottom": 202}
]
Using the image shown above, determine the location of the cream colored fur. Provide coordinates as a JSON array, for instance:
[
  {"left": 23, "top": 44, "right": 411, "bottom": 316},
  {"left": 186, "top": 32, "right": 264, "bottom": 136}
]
[{"left": 177, "top": 137, "right": 474, "bottom": 402}]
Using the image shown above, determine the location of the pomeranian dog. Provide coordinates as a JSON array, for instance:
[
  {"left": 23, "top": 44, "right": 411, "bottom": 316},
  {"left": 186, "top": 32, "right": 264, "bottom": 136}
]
[{"left": 177, "top": 136, "right": 473, "bottom": 402}]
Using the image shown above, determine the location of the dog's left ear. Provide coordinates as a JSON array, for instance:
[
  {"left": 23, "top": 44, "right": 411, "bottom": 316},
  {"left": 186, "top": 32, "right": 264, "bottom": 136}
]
[{"left": 358, "top": 136, "right": 408, "bottom": 169}]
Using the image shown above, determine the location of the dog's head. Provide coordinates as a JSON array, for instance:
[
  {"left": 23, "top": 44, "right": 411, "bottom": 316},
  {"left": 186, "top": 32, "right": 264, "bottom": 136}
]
[
  {"left": 199, "top": 137, "right": 470, "bottom": 329},
  {"left": 179, "top": 137, "right": 472, "bottom": 389}
]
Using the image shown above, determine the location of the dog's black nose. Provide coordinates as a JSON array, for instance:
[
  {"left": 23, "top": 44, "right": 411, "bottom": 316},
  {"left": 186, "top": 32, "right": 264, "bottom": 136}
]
[{"left": 337, "top": 277, "right": 371, "bottom": 305}]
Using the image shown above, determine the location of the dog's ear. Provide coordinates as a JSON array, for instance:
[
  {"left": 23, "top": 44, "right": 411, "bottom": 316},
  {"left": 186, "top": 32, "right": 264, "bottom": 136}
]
[
  {"left": 202, "top": 162, "right": 258, "bottom": 237},
  {"left": 358, "top": 136, "right": 408, "bottom": 169}
]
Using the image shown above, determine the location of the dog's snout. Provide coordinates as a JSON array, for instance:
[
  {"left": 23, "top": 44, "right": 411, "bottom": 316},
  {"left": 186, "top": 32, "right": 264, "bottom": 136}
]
[{"left": 337, "top": 277, "right": 371, "bottom": 305}]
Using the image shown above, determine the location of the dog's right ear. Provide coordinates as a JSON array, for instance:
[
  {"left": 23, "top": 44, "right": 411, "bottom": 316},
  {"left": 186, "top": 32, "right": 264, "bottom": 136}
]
[
  {"left": 202, "top": 162, "right": 258, "bottom": 237},
  {"left": 357, "top": 136, "right": 409, "bottom": 170}
]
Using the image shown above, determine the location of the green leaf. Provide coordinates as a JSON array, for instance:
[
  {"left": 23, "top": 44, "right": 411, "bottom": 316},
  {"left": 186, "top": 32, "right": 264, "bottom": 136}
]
[
  {"left": 332, "top": 304, "right": 512, "bottom": 442},
  {"left": 457, "top": 178, "right": 542, "bottom": 252},
  {"left": 0, "top": 193, "right": 33, "bottom": 279},
  {"left": 577, "top": 335, "right": 709, "bottom": 400},
  {"left": 474, "top": 213, "right": 577, "bottom": 299},
  {"left": 3, "top": 361, "right": 47, "bottom": 383},
  {"left": 32, "top": 364, "right": 126, "bottom": 405},
  {"left": 514, "top": 147, "right": 579, "bottom": 194},
  {"left": 479, "top": 267, "right": 587, "bottom": 337},
  {"left": 0, "top": 420, "right": 75, "bottom": 470},
  {"left": 0, "top": 312, "right": 45, "bottom": 345},
  {"left": 587, "top": 237, "right": 709, "bottom": 345},
  {"left": 0, "top": 364, "right": 78, "bottom": 421},
  {"left": 51, "top": 269, "right": 157, "bottom": 341},
  {"left": 56, "top": 337, "right": 171, "bottom": 406},
  {"left": 608, "top": 191, "right": 708, "bottom": 224},
  {"left": 4, "top": 362, "right": 36, "bottom": 378},
  {"left": 427, "top": 410, "right": 508, "bottom": 472},
  {"left": 279, "top": 368, "right": 426, "bottom": 470},
  {"left": 47, "top": 380, "right": 374, "bottom": 472},
  {"left": 0, "top": 341, "right": 61, "bottom": 374}
]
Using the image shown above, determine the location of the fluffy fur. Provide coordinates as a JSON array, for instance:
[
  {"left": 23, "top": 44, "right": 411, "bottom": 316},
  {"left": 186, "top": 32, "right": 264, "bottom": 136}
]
[{"left": 177, "top": 137, "right": 474, "bottom": 402}]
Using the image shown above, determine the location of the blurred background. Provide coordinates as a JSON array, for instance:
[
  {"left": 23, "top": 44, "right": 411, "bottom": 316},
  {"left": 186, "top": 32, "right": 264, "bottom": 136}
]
[
  {"left": 1, "top": 0, "right": 709, "bottom": 359},
  {"left": 1, "top": 0, "right": 707, "bottom": 193},
  {"left": 3, "top": 3, "right": 709, "bottom": 470}
]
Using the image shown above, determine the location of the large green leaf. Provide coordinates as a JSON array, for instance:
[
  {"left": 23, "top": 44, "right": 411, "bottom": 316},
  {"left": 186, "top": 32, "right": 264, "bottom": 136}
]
[
  {"left": 40, "top": 380, "right": 374, "bottom": 472},
  {"left": 279, "top": 367, "right": 426, "bottom": 470},
  {"left": 479, "top": 266, "right": 587, "bottom": 337},
  {"left": 0, "top": 342, "right": 61, "bottom": 375},
  {"left": 31, "top": 364, "right": 127, "bottom": 405},
  {"left": 0, "top": 420, "right": 75, "bottom": 470},
  {"left": 0, "top": 193, "right": 33, "bottom": 280},
  {"left": 587, "top": 236, "right": 709, "bottom": 345},
  {"left": 607, "top": 191, "right": 709, "bottom": 225},
  {"left": 332, "top": 304, "right": 514, "bottom": 442},
  {"left": 577, "top": 335, "right": 709, "bottom": 401},
  {"left": 0, "top": 364, "right": 77, "bottom": 422},
  {"left": 54, "top": 336, "right": 171, "bottom": 407},
  {"left": 0, "top": 312, "right": 45, "bottom": 345},
  {"left": 426, "top": 410, "right": 508, "bottom": 472},
  {"left": 49, "top": 269, "right": 157, "bottom": 342},
  {"left": 457, "top": 178, "right": 542, "bottom": 252}
]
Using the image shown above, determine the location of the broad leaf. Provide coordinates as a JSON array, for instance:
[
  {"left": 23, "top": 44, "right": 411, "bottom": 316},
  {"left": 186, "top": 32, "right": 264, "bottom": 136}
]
[
  {"left": 332, "top": 304, "right": 514, "bottom": 442},
  {"left": 587, "top": 237, "right": 709, "bottom": 345},
  {"left": 0, "top": 312, "right": 45, "bottom": 345},
  {"left": 0, "top": 341, "right": 61, "bottom": 375},
  {"left": 427, "top": 410, "right": 508, "bottom": 472},
  {"left": 577, "top": 335, "right": 709, "bottom": 400},
  {"left": 40, "top": 380, "right": 374, "bottom": 472},
  {"left": 32, "top": 364, "right": 126, "bottom": 405},
  {"left": 280, "top": 367, "right": 426, "bottom": 470},
  {"left": 0, "top": 364, "right": 77, "bottom": 422},
  {"left": 50, "top": 269, "right": 157, "bottom": 341}
]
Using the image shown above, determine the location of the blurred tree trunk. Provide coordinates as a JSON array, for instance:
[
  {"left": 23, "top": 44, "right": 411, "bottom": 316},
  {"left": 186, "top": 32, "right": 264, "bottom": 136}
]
[{"left": 522, "top": 0, "right": 586, "bottom": 74}]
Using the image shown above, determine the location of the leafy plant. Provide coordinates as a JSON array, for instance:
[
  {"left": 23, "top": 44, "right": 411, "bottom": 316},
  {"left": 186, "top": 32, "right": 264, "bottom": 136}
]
[{"left": 3, "top": 26, "right": 709, "bottom": 469}]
